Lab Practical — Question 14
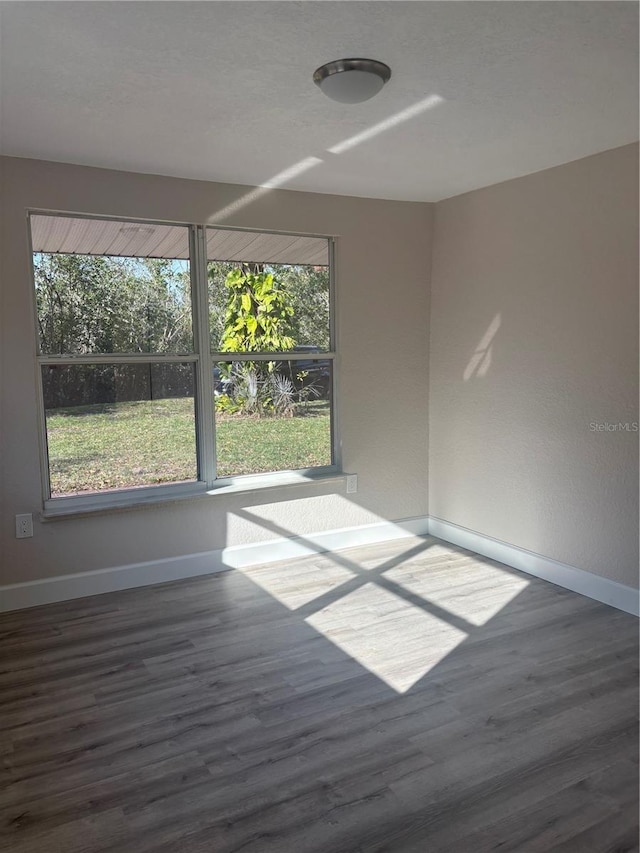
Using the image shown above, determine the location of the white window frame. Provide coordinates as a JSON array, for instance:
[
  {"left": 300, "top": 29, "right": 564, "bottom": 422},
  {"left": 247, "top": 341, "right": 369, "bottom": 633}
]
[{"left": 28, "top": 211, "right": 339, "bottom": 516}]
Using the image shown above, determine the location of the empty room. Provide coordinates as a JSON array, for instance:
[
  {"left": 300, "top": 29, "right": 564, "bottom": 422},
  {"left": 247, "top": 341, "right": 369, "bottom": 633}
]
[{"left": 0, "top": 2, "right": 638, "bottom": 851}]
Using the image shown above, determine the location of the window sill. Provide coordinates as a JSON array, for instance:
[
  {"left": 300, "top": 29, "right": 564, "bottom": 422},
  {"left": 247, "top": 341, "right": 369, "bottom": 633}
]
[{"left": 41, "top": 469, "right": 347, "bottom": 520}]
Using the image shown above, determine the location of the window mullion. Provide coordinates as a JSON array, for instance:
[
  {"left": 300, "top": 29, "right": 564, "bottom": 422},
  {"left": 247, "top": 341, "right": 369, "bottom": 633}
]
[
  {"left": 328, "top": 237, "right": 340, "bottom": 470},
  {"left": 191, "top": 225, "right": 216, "bottom": 485},
  {"left": 37, "top": 354, "right": 199, "bottom": 365},
  {"left": 210, "top": 352, "right": 336, "bottom": 361},
  {"left": 34, "top": 359, "right": 53, "bottom": 502}
]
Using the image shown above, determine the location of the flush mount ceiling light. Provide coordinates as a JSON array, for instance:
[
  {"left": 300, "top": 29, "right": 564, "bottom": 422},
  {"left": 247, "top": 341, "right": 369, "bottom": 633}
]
[{"left": 313, "top": 58, "right": 391, "bottom": 104}]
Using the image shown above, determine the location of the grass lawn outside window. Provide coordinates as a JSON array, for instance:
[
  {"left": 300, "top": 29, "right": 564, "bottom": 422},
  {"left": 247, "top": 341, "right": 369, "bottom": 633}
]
[{"left": 46, "top": 398, "right": 331, "bottom": 496}]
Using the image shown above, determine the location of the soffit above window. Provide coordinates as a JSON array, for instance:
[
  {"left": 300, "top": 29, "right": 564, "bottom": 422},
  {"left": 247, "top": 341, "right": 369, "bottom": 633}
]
[{"left": 30, "top": 215, "right": 329, "bottom": 265}]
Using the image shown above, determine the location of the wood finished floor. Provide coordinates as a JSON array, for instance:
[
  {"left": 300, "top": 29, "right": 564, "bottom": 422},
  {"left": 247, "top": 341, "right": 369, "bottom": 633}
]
[{"left": 1, "top": 535, "right": 638, "bottom": 853}]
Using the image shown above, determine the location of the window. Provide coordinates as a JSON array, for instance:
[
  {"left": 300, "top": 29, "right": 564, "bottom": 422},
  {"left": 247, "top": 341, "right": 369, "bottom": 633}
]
[{"left": 30, "top": 214, "right": 336, "bottom": 511}]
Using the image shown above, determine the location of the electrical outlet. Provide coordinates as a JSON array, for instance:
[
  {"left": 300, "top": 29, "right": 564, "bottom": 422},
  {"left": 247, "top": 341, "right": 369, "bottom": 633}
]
[
  {"left": 346, "top": 474, "right": 358, "bottom": 494},
  {"left": 16, "top": 513, "right": 33, "bottom": 539}
]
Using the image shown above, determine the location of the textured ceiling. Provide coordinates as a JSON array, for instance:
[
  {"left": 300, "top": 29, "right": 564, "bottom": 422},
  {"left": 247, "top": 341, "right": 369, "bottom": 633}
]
[{"left": 1, "top": 2, "right": 637, "bottom": 202}]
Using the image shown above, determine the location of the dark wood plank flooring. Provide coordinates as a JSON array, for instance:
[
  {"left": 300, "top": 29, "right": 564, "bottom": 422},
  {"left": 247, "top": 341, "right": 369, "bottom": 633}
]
[{"left": 1, "top": 536, "right": 638, "bottom": 852}]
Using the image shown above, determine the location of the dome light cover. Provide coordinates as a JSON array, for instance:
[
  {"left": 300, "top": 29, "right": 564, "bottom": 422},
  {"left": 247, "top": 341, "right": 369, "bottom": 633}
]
[{"left": 313, "top": 58, "right": 392, "bottom": 104}]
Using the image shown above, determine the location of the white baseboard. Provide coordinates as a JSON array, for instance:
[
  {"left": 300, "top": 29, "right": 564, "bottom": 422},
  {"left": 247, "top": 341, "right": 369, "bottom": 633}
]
[
  {"left": 0, "top": 551, "right": 229, "bottom": 613},
  {"left": 428, "top": 516, "right": 639, "bottom": 617},
  {"left": 0, "top": 516, "right": 430, "bottom": 612},
  {"left": 221, "top": 516, "right": 430, "bottom": 569},
  {"left": 2, "top": 514, "right": 637, "bottom": 617}
]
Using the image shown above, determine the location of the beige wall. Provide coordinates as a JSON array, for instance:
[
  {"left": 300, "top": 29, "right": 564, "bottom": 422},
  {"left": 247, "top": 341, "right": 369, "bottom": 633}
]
[
  {"left": 1, "top": 145, "right": 637, "bottom": 593},
  {"left": 429, "top": 144, "right": 639, "bottom": 588},
  {"left": 0, "top": 156, "right": 432, "bottom": 585}
]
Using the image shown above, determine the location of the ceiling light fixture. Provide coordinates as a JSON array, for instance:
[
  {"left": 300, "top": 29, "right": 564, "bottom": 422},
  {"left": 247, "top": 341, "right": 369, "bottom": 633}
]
[{"left": 313, "top": 58, "right": 391, "bottom": 104}]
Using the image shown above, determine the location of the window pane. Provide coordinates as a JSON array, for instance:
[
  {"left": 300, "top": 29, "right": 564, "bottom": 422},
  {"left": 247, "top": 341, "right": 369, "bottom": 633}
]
[
  {"left": 31, "top": 216, "right": 192, "bottom": 355},
  {"left": 207, "top": 228, "right": 330, "bottom": 352},
  {"left": 42, "top": 363, "right": 197, "bottom": 496},
  {"left": 214, "top": 359, "right": 332, "bottom": 477}
]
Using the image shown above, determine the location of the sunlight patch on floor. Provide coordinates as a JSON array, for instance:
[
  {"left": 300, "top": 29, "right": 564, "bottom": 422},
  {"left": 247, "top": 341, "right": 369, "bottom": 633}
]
[
  {"left": 305, "top": 583, "right": 467, "bottom": 693},
  {"left": 239, "top": 561, "right": 356, "bottom": 610},
  {"left": 386, "top": 560, "right": 530, "bottom": 627}
]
